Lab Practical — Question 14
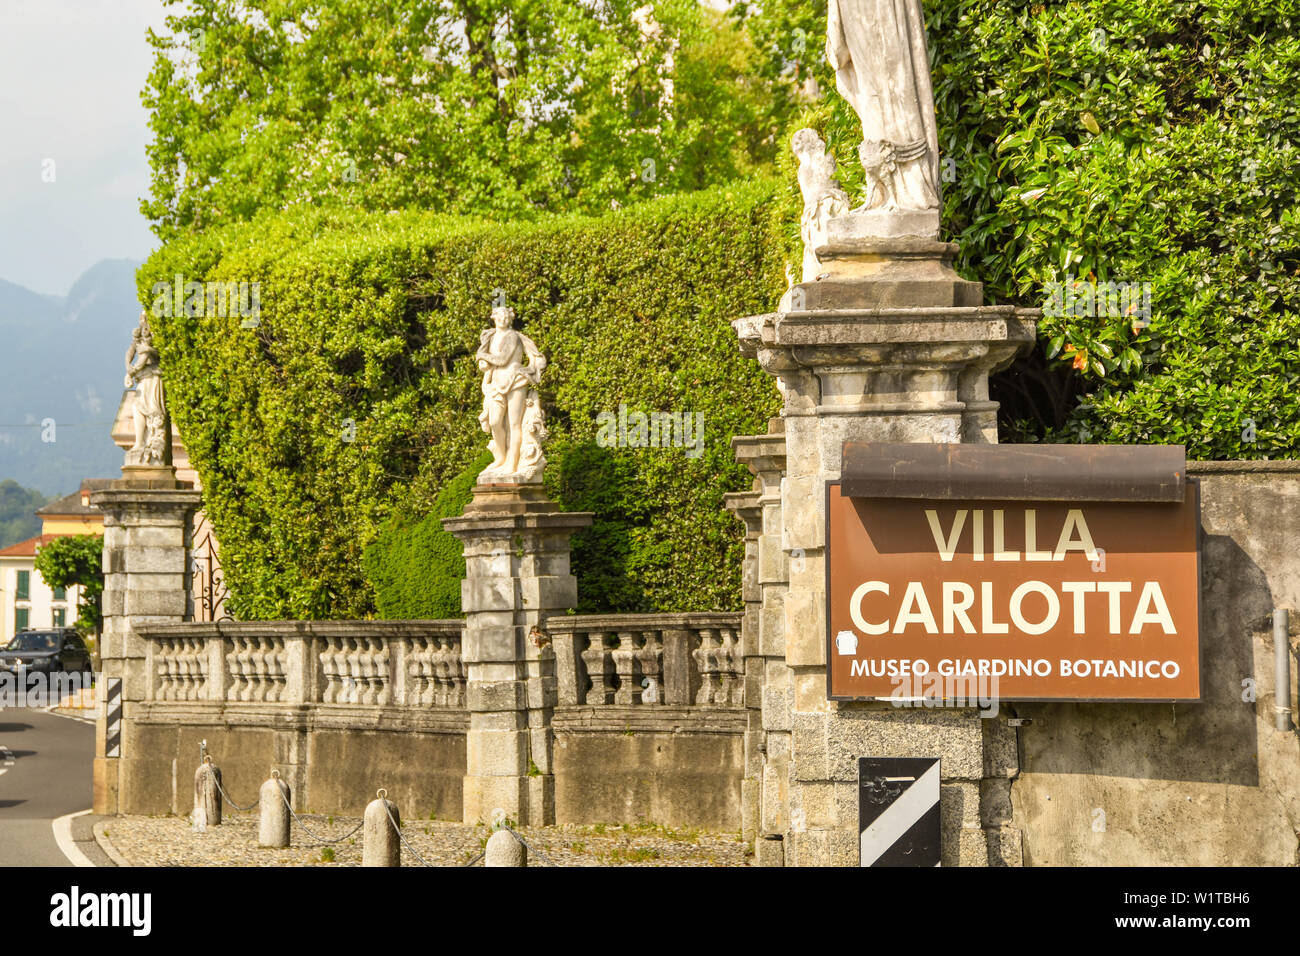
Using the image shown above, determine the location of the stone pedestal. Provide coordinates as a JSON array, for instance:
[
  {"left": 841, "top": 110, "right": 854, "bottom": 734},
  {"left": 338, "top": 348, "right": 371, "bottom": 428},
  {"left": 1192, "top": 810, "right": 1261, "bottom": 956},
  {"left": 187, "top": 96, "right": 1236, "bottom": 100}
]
[
  {"left": 443, "top": 485, "right": 592, "bottom": 826},
  {"left": 90, "top": 470, "right": 201, "bottom": 815},
  {"left": 734, "top": 234, "right": 1036, "bottom": 866}
]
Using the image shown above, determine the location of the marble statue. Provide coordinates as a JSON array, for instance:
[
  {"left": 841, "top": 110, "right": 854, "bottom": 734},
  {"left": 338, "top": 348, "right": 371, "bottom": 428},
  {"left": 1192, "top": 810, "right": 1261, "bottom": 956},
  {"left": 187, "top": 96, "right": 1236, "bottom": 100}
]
[
  {"left": 826, "top": 0, "right": 941, "bottom": 237},
  {"left": 124, "top": 310, "right": 170, "bottom": 466},
  {"left": 476, "top": 306, "right": 548, "bottom": 483},
  {"left": 792, "top": 128, "right": 851, "bottom": 282}
]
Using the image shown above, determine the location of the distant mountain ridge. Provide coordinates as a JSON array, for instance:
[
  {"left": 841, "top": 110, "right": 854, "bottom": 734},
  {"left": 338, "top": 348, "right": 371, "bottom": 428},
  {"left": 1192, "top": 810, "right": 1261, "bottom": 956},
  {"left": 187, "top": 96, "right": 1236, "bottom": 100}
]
[{"left": 0, "top": 259, "right": 141, "bottom": 495}]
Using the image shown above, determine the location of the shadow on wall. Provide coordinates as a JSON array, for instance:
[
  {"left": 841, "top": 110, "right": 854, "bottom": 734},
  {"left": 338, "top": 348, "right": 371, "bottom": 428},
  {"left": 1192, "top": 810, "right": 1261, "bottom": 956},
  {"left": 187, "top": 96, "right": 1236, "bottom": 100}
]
[
  {"left": 547, "top": 442, "right": 644, "bottom": 613},
  {"left": 1016, "top": 532, "right": 1269, "bottom": 787}
]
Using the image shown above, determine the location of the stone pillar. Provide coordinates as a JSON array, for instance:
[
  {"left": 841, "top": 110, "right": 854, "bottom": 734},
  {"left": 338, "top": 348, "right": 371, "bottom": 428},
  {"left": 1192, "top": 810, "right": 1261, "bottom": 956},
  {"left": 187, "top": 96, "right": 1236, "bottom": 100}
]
[
  {"left": 734, "top": 236, "right": 1036, "bottom": 866},
  {"left": 724, "top": 483, "right": 762, "bottom": 845},
  {"left": 443, "top": 485, "right": 592, "bottom": 826},
  {"left": 90, "top": 468, "right": 201, "bottom": 816},
  {"left": 731, "top": 423, "right": 789, "bottom": 865}
]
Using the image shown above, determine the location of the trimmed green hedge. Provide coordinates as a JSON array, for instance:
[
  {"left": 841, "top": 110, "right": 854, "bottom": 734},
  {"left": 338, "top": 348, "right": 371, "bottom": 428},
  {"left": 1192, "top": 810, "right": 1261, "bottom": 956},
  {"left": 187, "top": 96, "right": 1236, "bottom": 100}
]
[
  {"left": 361, "top": 452, "right": 490, "bottom": 619},
  {"left": 138, "top": 182, "right": 785, "bottom": 619}
]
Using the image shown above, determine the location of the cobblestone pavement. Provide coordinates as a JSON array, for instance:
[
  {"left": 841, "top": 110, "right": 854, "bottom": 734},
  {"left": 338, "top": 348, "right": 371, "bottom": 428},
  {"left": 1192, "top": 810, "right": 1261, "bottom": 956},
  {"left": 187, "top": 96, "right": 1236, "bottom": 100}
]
[{"left": 102, "top": 813, "right": 752, "bottom": 867}]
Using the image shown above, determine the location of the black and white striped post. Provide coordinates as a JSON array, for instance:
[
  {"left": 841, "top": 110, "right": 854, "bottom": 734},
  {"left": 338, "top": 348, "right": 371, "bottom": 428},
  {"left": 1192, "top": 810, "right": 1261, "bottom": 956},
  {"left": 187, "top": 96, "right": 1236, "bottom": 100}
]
[
  {"left": 858, "top": 757, "right": 941, "bottom": 867},
  {"left": 103, "top": 678, "right": 123, "bottom": 758}
]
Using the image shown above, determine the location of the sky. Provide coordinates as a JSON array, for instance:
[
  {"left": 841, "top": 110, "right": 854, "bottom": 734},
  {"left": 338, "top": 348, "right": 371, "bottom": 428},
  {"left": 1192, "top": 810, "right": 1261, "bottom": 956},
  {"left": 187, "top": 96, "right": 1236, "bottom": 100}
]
[{"left": 0, "top": 0, "right": 170, "bottom": 296}]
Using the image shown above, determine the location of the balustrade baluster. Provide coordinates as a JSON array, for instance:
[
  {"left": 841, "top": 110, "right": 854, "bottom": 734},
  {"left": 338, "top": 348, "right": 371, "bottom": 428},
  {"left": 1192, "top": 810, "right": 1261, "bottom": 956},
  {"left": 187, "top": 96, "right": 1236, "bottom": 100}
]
[
  {"left": 692, "top": 628, "right": 721, "bottom": 706},
  {"left": 581, "top": 632, "right": 612, "bottom": 705},
  {"left": 636, "top": 630, "right": 663, "bottom": 705},
  {"left": 612, "top": 631, "right": 640, "bottom": 705}
]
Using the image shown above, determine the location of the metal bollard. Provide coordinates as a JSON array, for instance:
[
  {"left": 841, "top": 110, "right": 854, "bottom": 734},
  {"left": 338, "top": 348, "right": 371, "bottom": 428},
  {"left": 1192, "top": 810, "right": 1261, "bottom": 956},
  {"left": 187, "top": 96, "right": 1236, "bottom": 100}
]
[
  {"left": 485, "top": 828, "right": 526, "bottom": 867},
  {"left": 194, "top": 756, "right": 222, "bottom": 828},
  {"left": 363, "top": 789, "right": 401, "bottom": 867},
  {"left": 258, "top": 770, "right": 291, "bottom": 848}
]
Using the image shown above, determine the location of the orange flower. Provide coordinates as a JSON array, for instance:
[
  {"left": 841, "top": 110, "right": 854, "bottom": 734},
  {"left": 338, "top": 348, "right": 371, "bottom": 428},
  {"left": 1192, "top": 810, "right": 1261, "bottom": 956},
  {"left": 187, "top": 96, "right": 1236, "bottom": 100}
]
[{"left": 1072, "top": 351, "right": 1088, "bottom": 371}]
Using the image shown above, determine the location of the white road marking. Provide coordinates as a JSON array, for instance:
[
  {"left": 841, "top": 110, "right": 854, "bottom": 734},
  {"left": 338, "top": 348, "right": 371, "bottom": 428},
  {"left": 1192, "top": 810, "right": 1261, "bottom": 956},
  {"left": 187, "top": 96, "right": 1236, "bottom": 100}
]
[
  {"left": 42, "top": 703, "right": 96, "bottom": 726},
  {"left": 0, "top": 746, "right": 13, "bottom": 777},
  {"left": 52, "top": 809, "right": 97, "bottom": 867}
]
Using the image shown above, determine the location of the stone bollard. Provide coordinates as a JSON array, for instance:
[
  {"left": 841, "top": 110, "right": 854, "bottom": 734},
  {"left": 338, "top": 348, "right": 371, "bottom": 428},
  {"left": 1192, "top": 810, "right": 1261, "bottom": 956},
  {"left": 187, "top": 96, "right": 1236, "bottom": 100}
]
[
  {"left": 258, "top": 771, "right": 291, "bottom": 848},
  {"left": 363, "top": 789, "right": 401, "bottom": 867},
  {"left": 485, "top": 828, "right": 526, "bottom": 867},
  {"left": 193, "top": 757, "right": 222, "bottom": 828}
]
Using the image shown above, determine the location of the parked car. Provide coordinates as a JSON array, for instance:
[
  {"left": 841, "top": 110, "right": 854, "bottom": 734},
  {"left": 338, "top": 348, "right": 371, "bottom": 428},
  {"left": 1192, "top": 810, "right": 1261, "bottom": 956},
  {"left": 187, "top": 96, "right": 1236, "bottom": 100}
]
[{"left": 0, "top": 628, "right": 93, "bottom": 676}]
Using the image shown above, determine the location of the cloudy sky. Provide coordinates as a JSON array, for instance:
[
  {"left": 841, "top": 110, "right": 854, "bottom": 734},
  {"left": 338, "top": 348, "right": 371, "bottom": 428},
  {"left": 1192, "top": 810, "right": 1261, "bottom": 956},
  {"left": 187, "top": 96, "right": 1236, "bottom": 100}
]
[{"left": 0, "top": 0, "right": 169, "bottom": 296}]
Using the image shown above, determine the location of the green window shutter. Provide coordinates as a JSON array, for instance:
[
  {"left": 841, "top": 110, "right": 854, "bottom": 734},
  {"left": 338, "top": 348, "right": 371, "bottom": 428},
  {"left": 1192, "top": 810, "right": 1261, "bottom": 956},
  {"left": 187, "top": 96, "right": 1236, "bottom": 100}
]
[
  {"left": 53, "top": 585, "right": 66, "bottom": 600},
  {"left": 16, "top": 570, "right": 30, "bottom": 601},
  {"left": 15, "top": 607, "right": 29, "bottom": 631}
]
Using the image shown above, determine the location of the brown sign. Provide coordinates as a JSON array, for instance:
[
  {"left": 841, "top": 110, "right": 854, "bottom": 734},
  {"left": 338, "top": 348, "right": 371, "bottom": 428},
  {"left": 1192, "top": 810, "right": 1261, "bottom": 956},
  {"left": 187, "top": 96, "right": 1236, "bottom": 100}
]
[{"left": 827, "top": 482, "right": 1201, "bottom": 701}]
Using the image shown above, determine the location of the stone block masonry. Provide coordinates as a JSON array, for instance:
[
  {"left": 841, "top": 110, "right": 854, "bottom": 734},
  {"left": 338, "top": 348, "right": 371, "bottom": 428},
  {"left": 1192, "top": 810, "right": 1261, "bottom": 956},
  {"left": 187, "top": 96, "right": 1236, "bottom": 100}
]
[
  {"left": 733, "top": 236, "right": 1038, "bottom": 866},
  {"left": 443, "top": 484, "right": 592, "bottom": 826},
  {"left": 91, "top": 477, "right": 203, "bottom": 816}
]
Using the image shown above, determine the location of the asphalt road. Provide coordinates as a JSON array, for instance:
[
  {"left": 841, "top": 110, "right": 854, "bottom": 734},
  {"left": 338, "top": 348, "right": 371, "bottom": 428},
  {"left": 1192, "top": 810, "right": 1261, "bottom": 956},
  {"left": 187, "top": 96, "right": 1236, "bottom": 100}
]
[{"left": 0, "top": 707, "right": 94, "bottom": 865}]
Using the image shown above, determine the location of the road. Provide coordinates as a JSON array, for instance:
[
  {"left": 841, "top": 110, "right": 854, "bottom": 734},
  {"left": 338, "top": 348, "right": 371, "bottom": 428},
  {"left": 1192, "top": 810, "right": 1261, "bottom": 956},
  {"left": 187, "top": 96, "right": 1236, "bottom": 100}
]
[{"left": 0, "top": 706, "right": 95, "bottom": 865}]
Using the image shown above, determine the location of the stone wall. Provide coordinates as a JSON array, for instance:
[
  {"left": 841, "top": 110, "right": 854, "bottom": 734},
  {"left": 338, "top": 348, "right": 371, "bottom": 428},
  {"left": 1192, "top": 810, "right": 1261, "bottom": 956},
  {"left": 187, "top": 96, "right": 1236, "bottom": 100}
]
[
  {"left": 123, "top": 614, "right": 747, "bottom": 827},
  {"left": 547, "top": 612, "right": 747, "bottom": 828},
  {"left": 1011, "top": 462, "right": 1300, "bottom": 866},
  {"left": 127, "top": 620, "right": 470, "bottom": 818},
  {"left": 105, "top": 464, "right": 1300, "bottom": 861},
  {"left": 727, "top": 457, "right": 1300, "bottom": 865}
]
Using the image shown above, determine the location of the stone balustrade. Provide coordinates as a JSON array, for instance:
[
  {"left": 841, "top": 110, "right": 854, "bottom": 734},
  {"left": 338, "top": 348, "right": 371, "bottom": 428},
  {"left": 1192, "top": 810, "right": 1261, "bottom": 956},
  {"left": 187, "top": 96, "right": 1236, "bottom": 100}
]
[
  {"left": 546, "top": 612, "right": 745, "bottom": 709},
  {"left": 139, "top": 620, "right": 466, "bottom": 708},
  {"left": 129, "top": 613, "right": 747, "bottom": 827}
]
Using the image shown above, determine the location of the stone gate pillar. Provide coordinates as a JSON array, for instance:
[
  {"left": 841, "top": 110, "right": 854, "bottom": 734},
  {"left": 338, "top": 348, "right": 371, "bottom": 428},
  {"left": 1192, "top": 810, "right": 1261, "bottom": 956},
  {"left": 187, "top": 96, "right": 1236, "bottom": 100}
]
[
  {"left": 729, "top": 423, "right": 789, "bottom": 864},
  {"left": 90, "top": 467, "right": 202, "bottom": 815},
  {"left": 735, "top": 235, "right": 1036, "bottom": 865},
  {"left": 444, "top": 485, "right": 592, "bottom": 826}
]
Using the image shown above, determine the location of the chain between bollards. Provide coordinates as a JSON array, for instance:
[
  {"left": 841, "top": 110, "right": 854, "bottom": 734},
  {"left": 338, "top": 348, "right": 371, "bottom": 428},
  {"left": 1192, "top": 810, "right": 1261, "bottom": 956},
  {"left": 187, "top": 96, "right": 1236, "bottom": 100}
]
[
  {"left": 273, "top": 776, "right": 365, "bottom": 845},
  {"left": 500, "top": 823, "right": 556, "bottom": 866},
  {"left": 206, "top": 758, "right": 259, "bottom": 812}
]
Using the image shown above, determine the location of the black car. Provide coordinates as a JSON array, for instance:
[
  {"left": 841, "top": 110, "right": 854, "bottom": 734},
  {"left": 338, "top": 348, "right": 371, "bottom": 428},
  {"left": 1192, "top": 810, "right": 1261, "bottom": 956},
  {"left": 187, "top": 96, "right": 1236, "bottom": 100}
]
[{"left": 0, "top": 628, "right": 93, "bottom": 676}]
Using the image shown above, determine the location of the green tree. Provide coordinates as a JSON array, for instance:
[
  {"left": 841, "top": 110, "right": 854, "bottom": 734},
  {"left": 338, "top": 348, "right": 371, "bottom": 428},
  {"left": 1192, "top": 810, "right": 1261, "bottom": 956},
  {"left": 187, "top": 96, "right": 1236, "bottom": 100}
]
[
  {"left": 33, "top": 535, "right": 104, "bottom": 635},
  {"left": 0, "top": 480, "right": 48, "bottom": 549},
  {"left": 141, "top": 0, "right": 786, "bottom": 240}
]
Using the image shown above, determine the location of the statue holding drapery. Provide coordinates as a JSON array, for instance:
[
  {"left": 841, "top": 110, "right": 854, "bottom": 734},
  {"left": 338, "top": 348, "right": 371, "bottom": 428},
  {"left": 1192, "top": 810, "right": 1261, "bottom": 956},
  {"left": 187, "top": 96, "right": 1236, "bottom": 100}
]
[
  {"left": 124, "top": 310, "right": 170, "bottom": 467},
  {"left": 825, "top": 0, "right": 941, "bottom": 236},
  {"left": 476, "top": 306, "right": 548, "bottom": 484}
]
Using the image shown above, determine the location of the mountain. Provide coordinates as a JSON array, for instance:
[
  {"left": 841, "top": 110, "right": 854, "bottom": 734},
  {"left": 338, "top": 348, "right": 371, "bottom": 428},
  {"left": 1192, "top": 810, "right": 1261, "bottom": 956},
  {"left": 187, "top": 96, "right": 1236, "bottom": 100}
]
[
  {"left": 0, "top": 479, "right": 50, "bottom": 548},
  {"left": 0, "top": 259, "right": 141, "bottom": 495}
]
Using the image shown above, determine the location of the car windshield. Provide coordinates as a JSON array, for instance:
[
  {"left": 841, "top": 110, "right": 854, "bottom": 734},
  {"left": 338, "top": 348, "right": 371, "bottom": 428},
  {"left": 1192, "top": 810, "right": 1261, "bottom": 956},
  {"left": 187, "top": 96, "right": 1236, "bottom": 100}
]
[{"left": 5, "top": 633, "right": 57, "bottom": 653}]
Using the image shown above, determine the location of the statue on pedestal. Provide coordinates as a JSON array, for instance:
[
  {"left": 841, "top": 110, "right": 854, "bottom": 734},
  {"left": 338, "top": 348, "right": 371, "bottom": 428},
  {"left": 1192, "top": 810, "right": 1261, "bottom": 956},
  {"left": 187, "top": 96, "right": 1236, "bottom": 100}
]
[
  {"left": 124, "top": 310, "right": 170, "bottom": 467},
  {"left": 825, "top": 0, "right": 941, "bottom": 237},
  {"left": 476, "top": 306, "right": 548, "bottom": 484}
]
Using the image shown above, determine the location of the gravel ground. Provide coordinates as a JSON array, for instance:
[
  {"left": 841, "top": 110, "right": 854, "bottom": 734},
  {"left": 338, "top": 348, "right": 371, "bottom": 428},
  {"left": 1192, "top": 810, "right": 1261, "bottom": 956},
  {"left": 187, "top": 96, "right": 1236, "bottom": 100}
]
[{"left": 101, "top": 813, "right": 752, "bottom": 867}]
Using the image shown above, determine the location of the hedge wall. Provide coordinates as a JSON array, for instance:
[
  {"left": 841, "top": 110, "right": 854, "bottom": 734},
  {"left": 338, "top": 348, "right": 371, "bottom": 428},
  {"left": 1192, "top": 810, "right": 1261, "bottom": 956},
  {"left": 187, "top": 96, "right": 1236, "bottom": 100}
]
[{"left": 138, "top": 182, "right": 785, "bottom": 619}]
